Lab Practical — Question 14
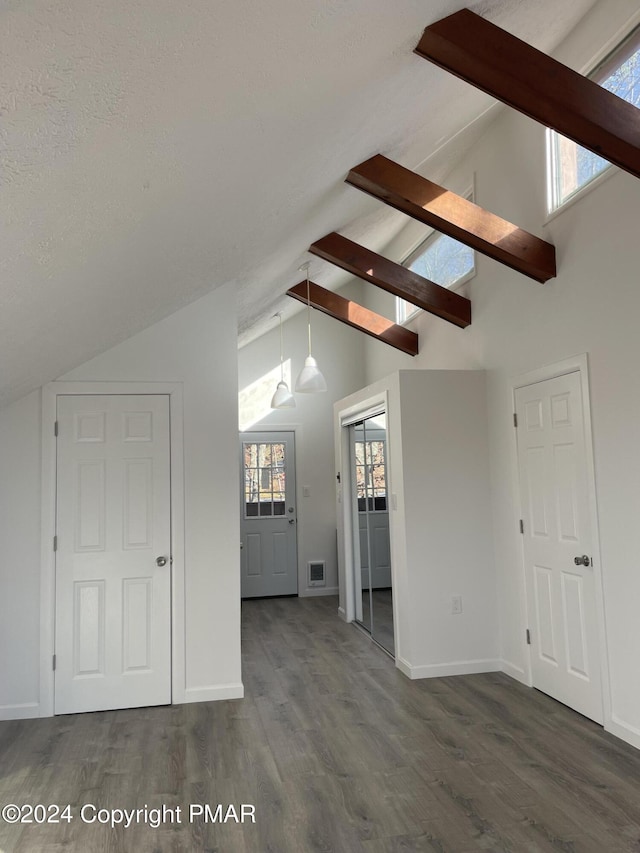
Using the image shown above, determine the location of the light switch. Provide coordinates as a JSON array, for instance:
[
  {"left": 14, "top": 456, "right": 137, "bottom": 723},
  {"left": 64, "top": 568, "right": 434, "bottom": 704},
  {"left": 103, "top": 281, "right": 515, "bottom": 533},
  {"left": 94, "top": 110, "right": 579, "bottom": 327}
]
[{"left": 303, "top": 485, "right": 311, "bottom": 497}]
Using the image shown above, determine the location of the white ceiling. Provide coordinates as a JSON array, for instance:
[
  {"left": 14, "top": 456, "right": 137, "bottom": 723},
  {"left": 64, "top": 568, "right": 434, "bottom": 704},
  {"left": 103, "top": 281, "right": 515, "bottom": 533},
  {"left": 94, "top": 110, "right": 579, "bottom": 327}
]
[{"left": 1, "top": 0, "right": 599, "bottom": 406}]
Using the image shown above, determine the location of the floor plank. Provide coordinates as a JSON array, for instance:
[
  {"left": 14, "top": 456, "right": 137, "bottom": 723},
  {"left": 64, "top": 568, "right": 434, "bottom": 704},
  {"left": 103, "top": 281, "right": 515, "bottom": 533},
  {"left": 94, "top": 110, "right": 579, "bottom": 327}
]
[{"left": 1, "top": 596, "right": 640, "bottom": 852}]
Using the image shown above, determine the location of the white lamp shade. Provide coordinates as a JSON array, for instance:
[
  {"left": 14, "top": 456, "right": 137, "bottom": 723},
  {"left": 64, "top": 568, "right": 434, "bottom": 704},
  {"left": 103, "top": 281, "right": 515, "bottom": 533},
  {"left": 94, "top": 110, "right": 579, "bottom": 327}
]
[
  {"left": 270, "top": 380, "right": 296, "bottom": 409},
  {"left": 295, "top": 356, "right": 327, "bottom": 393}
]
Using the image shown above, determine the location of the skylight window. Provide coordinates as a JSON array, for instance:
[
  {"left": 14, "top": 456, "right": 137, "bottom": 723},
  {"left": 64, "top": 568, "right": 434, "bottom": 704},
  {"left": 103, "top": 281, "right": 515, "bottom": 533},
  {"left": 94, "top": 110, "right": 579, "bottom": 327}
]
[
  {"left": 548, "top": 25, "right": 640, "bottom": 212},
  {"left": 396, "top": 225, "right": 475, "bottom": 325}
]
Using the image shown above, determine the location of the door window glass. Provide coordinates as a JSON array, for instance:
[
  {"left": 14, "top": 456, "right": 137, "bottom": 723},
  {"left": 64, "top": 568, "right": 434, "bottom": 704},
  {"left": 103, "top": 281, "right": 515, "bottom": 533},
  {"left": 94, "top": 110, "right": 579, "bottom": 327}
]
[
  {"left": 354, "top": 439, "right": 387, "bottom": 511},
  {"left": 243, "top": 442, "right": 286, "bottom": 517}
]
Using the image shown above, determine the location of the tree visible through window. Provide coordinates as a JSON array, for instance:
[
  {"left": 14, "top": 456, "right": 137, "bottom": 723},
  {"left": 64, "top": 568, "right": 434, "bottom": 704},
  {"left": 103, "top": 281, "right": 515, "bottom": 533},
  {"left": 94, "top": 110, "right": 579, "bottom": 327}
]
[
  {"left": 396, "top": 225, "right": 475, "bottom": 324},
  {"left": 354, "top": 439, "right": 387, "bottom": 512},
  {"left": 548, "top": 26, "right": 640, "bottom": 211},
  {"left": 243, "top": 442, "right": 286, "bottom": 517}
]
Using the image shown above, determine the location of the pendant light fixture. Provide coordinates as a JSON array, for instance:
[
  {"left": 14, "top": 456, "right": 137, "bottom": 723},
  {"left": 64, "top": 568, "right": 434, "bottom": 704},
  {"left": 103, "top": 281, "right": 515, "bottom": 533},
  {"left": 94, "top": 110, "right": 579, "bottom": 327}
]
[
  {"left": 295, "top": 262, "right": 327, "bottom": 393},
  {"left": 270, "top": 312, "right": 296, "bottom": 409}
]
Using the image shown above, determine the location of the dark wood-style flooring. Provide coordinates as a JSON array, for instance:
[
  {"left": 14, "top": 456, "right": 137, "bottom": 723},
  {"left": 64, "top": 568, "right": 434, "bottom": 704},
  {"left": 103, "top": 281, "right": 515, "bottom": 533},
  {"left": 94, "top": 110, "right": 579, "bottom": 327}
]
[{"left": 1, "top": 596, "right": 640, "bottom": 852}]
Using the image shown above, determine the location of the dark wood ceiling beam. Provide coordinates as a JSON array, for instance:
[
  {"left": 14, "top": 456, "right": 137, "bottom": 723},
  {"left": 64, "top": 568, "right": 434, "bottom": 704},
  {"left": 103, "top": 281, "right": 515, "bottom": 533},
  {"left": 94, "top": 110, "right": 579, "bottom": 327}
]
[
  {"left": 309, "top": 232, "right": 471, "bottom": 329},
  {"left": 346, "top": 155, "right": 556, "bottom": 283},
  {"left": 287, "top": 281, "right": 419, "bottom": 356},
  {"left": 414, "top": 8, "right": 640, "bottom": 180}
]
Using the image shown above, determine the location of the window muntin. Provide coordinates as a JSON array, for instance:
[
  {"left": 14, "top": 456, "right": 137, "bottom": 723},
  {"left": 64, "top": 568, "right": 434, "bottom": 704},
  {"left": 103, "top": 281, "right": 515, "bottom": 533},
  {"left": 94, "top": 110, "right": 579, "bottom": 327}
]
[
  {"left": 548, "top": 26, "right": 640, "bottom": 212},
  {"left": 396, "top": 229, "right": 475, "bottom": 324},
  {"left": 243, "top": 442, "right": 286, "bottom": 518},
  {"left": 354, "top": 439, "right": 387, "bottom": 512}
]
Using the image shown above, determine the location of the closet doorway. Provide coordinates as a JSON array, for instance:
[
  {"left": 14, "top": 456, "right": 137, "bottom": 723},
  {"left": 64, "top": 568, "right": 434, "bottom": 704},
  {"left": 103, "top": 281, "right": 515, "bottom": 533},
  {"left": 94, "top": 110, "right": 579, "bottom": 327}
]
[{"left": 349, "top": 412, "right": 394, "bottom": 655}]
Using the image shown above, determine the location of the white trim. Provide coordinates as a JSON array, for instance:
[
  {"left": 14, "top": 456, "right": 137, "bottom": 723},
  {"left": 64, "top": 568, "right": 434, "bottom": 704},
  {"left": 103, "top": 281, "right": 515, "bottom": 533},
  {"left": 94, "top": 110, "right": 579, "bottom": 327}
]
[
  {"left": 40, "top": 384, "right": 58, "bottom": 717},
  {"left": 607, "top": 715, "right": 640, "bottom": 752},
  {"left": 544, "top": 159, "right": 618, "bottom": 223},
  {"left": 395, "top": 656, "right": 413, "bottom": 679},
  {"left": 510, "top": 354, "right": 612, "bottom": 728},
  {"left": 336, "top": 387, "right": 405, "bottom": 665},
  {"left": 184, "top": 683, "right": 244, "bottom": 704},
  {"left": 398, "top": 658, "right": 501, "bottom": 680},
  {"left": 336, "top": 389, "right": 389, "bottom": 628},
  {"left": 40, "top": 380, "right": 186, "bottom": 716},
  {"left": 299, "top": 586, "right": 339, "bottom": 598},
  {"left": 500, "top": 659, "right": 530, "bottom": 686},
  {"left": 338, "top": 392, "right": 388, "bottom": 430},
  {"left": 340, "top": 404, "right": 386, "bottom": 428},
  {"left": 574, "top": 9, "right": 640, "bottom": 78},
  {"left": 0, "top": 703, "right": 40, "bottom": 721}
]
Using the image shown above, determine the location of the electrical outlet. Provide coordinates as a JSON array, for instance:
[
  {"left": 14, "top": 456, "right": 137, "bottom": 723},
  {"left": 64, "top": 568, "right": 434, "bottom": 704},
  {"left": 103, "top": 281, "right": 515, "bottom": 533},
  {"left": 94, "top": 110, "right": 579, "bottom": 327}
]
[{"left": 451, "top": 595, "right": 463, "bottom": 615}]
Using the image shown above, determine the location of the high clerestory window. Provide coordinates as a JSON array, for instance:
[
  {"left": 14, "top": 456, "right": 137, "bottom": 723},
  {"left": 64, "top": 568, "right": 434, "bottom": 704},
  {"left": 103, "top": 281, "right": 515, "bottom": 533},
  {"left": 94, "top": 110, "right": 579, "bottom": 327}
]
[
  {"left": 547, "top": 25, "right": 640, "bottom": 212},
  {"left": 396, "top": 197, "right": 475, "bottom": 325}
]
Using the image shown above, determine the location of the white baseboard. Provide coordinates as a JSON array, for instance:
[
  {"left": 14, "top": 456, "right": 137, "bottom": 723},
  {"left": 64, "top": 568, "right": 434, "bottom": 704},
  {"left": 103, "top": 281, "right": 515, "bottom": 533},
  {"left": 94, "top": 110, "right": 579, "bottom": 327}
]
[
  {"left": 182, "top": 683, "right": 244, "bottom": 704},
  {"left": 500, "top": 659, "right": 530, "bottom": 686},
  {"left": 337, "top": 606, "right": 347, "bottom": 622},
  {"left": 607, "top": 714, "right": 640, "bottom": 752},
  {"left": 396, "top": 658, "right": 501, "bottom": 680},
  {"left": 299, "top": 586, "right": 339, "bottom": 598},
  {"left": 396, "top": 656, "right": 412, "bottom": 678},
  {"left": 0, "top": 702, "right": 40, "bottom": 721}
]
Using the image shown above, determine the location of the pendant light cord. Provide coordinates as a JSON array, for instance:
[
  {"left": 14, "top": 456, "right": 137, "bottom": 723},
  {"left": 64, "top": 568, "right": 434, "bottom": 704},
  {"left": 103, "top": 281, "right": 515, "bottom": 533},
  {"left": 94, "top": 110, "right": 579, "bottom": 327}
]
[
  {"left": 306, "top": 269, "right": 312, "bottom": 356},
  {"left": 278, "top": 313, "right": 285, "bottom": 381}
]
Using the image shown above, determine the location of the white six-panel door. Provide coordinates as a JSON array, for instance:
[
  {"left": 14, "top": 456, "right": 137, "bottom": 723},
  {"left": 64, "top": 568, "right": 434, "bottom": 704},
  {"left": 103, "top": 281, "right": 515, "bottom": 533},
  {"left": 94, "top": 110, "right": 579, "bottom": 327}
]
[
  {"left": 54, "top": 395, "right": 172, "bottom": 715},
  {"left": 515, "top": 372, "right": 603, "bottom": 724}
]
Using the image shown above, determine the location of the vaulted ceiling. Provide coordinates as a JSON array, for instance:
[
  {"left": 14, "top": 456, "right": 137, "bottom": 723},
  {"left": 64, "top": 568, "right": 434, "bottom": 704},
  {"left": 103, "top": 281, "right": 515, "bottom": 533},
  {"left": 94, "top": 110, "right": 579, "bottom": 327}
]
[{"left": 1, "top": 0, "right": 599, "bottom": 407}]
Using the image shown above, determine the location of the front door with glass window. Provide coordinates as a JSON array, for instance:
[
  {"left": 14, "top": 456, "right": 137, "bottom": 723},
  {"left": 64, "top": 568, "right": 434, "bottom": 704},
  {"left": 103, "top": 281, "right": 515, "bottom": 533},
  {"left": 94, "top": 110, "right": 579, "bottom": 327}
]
[{"left": 240, "top": 431, "right": 298, "bottom": 598}]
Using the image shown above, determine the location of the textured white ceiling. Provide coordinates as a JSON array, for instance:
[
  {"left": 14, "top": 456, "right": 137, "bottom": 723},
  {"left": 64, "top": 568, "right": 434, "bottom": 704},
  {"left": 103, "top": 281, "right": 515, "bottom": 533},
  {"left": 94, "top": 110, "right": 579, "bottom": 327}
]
[{"left": 0, "top": 0, "right": 598, "bottom": 406}]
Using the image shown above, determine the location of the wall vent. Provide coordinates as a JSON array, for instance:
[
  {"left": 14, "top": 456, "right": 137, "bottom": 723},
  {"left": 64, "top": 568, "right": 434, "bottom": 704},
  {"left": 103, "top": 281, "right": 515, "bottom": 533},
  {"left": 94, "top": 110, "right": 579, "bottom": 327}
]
[{"left": 308, "top": 561, "right": 326, "bottom": 587}]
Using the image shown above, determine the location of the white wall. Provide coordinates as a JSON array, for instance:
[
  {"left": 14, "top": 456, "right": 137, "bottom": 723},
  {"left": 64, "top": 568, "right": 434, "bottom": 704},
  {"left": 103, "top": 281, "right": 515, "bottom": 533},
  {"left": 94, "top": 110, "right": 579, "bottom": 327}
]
[
  {"left": 334, "top": 370, "right": 497, "bottom": 677},
  {"left": 0, "top": 284, "right": 242, "bottom": 718},
  {"left": 358, "top": 0, "right": 640, "bottom": 747},
  {"left": 238, "top": 282, "right": 367, "bottom": 596},
  {"left": 397, "top": 370, "right": 497, "bottom": 676},
  {"left": 0, "top": 391, "right": 42, "bottom": 718}
]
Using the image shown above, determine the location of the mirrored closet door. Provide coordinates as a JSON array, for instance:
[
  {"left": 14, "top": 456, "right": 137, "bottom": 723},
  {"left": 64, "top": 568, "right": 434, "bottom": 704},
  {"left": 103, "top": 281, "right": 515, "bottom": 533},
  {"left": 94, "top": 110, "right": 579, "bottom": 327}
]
[{"left": 349, "top": 413, "right": 394, "bottom": 655}]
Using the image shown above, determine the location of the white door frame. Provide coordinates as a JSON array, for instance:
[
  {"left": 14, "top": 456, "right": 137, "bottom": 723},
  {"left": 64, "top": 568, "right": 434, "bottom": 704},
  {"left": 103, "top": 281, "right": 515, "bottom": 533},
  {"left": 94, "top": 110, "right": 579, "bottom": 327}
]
[
  {"left": 40, "top": 381, "right": 185, "bottom": 717},
  {"left": 510, "top": 354, "right": 612, "bottom": 726},
  {"left": 239, "top": 423, "right": 303, "bottom": 594}
]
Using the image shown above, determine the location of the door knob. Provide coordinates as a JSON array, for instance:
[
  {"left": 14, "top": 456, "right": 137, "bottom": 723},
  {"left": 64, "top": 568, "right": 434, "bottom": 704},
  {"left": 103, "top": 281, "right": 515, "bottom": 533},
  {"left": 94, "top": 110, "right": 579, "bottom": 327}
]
[
  {"left": 156, "top": 556, "right": 168, "bottom": 567},
  {"left": 288, "top": 518, "right": 296, "bottom": 525},
  {"left": 574, "top": 555, "right": 591, "bottom": 567}
]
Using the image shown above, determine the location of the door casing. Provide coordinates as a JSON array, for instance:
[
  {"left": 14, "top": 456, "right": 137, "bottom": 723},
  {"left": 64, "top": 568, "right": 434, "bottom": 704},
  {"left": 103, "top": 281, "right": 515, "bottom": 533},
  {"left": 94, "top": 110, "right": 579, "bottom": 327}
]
[
  {"left": 40, "top": 381, "right": 185, "bottom": 718},
  {"left": 337, "top": 393, "right": 396, "bottom": 637},
  {"left": 510, "top": 354, "right": 611, "bottom": 726}
]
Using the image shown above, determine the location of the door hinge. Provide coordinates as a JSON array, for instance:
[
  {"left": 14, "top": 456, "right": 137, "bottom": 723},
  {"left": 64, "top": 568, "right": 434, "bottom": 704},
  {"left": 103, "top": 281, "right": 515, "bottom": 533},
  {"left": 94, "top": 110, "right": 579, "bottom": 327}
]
[
  {"left": 526, "top": 629, "right": 531, "bottom": 645},
  {"left": 54, "top": 420, "right": 59, "bottom": 437},
  {"left": 519, "top": 519, "right": 524, "bottom": 535},
  {"left": 52, "top": 654, "right": 56, "bottom": 671},
  {"left": 53, "top": 535, "right": 58, "bottom": 552},
  {"left": 513, "top": 413, "right": 518, "bottom": 428}
]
